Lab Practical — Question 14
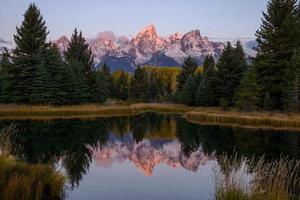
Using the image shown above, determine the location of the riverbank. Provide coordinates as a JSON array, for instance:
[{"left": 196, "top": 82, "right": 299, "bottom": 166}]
[{"left": 0, "top": 103, "right": 300, "bottom": 131}]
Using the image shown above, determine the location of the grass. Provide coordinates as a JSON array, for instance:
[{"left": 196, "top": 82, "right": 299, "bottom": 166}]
[
  {"left": 0, "top": 103, "right": 300, "bottom": 131},
  {"left": 215, "top": 154, "right": 300, "bottom": 200},
  {"left": 0, "top": 155, "right": 65, "bottom": 200}
]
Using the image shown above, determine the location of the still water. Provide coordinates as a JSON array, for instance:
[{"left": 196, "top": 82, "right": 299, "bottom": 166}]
[{"left": 0, "top": 113, "right": 299, "bottom": 200}]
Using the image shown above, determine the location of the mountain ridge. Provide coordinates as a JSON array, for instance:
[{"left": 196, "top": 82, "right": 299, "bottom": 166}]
[{"left": 54, "top": 25, "right": 225, "bottom": 72}]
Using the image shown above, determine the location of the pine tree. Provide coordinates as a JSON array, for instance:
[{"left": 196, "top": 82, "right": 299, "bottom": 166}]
[
  {"left": 176, "top": 56, "right": 198, "bottom": 96},
  {"left": 215, "top": 42, "right": 246, "bottom": 106},
  {"left": 64, "top": 29, "right": 95, "bottom": 103},
  {"left": 202, "top": 55, "right": 215, "bottom": 73},
  {"left": 196, "top": 55, "right": 218, "bottom": 106},
  {"left": 145, "top": 75, "right": 162, "bottom": 102},
  {"left": 178, "top": 75, "right": 195, "bottom": 106},
  {"left": 235, "top": 67, "right": 261, "bottom": 111},
  {"left": 12, "top": 3, "right": 49, "bottom": 103},
  {"left": 95, "top": 63, "right": 113, "bottom": 103},
  {"left": 287, "top": 49, "right": 300, "bottom": 111},
  {"left": 30, "top": 60, "right": 49, "bottom": 104},
  {"left": 130, "top": 66, "right": 146, "bottom": 101},
  {"left": 0, "top": 49, "right": 12, "bottom": 102},
  {"left": 45, "top": 45, "right": 67, "bottom": 105},
  {"left": 255, "top": 0, "right": 298, "bottom": 109},
  {"left": 113, "top": 71, "right": 130, "bottom": 101}
]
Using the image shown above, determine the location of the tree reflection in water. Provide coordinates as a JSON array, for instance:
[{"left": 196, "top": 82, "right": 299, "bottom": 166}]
[{"left": 0, "top": 113, "right": 299, "bottom": 194}]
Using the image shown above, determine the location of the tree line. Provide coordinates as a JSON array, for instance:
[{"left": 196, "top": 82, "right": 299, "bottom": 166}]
[
  {"left": 176, "top": 0, "right": 300, "bottom": 111},
  {"left": 1, "top": 0, "right": 300, "bottom": 112},
  {"left": 0, "top": 4, "right": 180, "bottom": 105}
]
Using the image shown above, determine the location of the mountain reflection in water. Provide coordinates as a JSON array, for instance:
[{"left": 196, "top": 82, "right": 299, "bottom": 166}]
[
  {"left": 0, "top": 113, "right": 299, "bottom": 200},
  {"left": 92, "top": 138, "right": 212, "bottom": 176}
]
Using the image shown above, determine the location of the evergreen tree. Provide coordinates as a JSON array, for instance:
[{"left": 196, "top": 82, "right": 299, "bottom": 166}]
[
  {"left": 113, "top": 71, "right": 130, "bottom": 101},
  {"left": 178, "top": 74, "right": 202, "bottom": 106},
  {"left": 130, "top": 66, "right": 146, "bottom": 100},
  {"left": 30, "top": 59, "right": 49, "bottom": 104},
  {"left": 0, "top": 49, "right": 13, "bottom": 102},
  {"left": 95, "top": 63, "right": 113, "bottom": 103},
  {"left": 178, "top": 76, "right": 195, "bottom": 105},
  {"left": 64, "top": 29, "right": 94, "bottom": 102},
  {"left": 235, "top": 67, "right": 261, "bottom": 111},
  {"left": 254, "top": 0, "right": 298, "bottom": 109},
  {"left": 202, "top": 55, "right": 215, "bottom": 73},
  {"left": 287, "top": 49, "right": 300, "bottom": 111},
  {"left": 196, "top": 55, "right": 218, "bottom": 106},
  {"left": 45, "top": 45, "right": 67, "bottom": 105},
  {"left": 176, "top": 56, "right": 198, "bottom": 96},
  {"left": 12, "top": 3, "right": 49, "bottom": 103},
  {"left": 31, "top": 45, "right": 66, "bottom": 104},
  {"left": 145, "top": 75, "right": 163, "bottom": 102},
  {"left": 215, "top": 42, "right": 246, "bottom": 106}
]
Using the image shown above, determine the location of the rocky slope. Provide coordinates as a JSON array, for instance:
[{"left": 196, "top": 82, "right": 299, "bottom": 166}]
[{"left": 54, "top": 25, "right": 225, "bottom": 72}]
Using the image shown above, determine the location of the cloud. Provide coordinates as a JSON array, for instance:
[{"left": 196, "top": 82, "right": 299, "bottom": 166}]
[
  {"left": 96, "top": 31, "right": 116, "bottom": 41},
  {"left": 117, "top": 35, "right": 129, "bottom": 45}
]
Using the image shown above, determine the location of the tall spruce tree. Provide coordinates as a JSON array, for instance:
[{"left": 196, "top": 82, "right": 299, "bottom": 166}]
[
  {"left": 12, "top": 3, "right": 49, "bottom": 103},
  {"left": 176, "top": 56, "right": 198, "bottom": 94},
  {"left": 178, "top": 74, "right": 202, "bottom": 106},
  {"left": 287, "top": 49, "right": 300, "bottom": 111},
  {"left": 0, "top": 49, "right": 12, "bottom": 102},
  {"left": 255, "top": 0, "right": 298, "bottom": 109},
  {"left": 196, "top": 55, "right": 218, "bottom": 106},
  {"left": 130, "top": 66, "right": 146, "bottom": 101},
  {"left": 113, "top": 71, "right": 130, "bottom": 101},
  {"left": 215, "top": 42, "right": 246, "bottom": 106},
  {"left": 235, "top": 67, "right": 261, "bottom": 111},
  {"left": 64, "top": 29, "right": 94, "bottom": 103},
  {"left": 45, "top": 45, "right": 67, "bottom": 105},
  {"left": 95, "top": 63, "right": 113, "bottom": 103}
]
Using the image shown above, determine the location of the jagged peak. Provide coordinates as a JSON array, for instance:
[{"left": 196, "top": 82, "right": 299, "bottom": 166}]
[
  {"left": 169, "top": 32, "right": 183, "bottom": 41},
  {"left": 55, "top": 35, "right": 69, "bottom": 43},
  {"left": 181, "top": 30, "right": 202, "bottom": 41},
  {"left": 143, "top": 24, "right": 156, "bottom": 32},
  {"left": 136, "top": 24, "right": 157, "bottom": 38}
]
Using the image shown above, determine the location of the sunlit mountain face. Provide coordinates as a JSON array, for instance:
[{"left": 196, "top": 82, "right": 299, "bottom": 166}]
[
  {"left": 54, "top": 24, "right": 225, "bottom": 72},
  {"left": 0, "top": 113, "right": 299, "bottom": 199}
]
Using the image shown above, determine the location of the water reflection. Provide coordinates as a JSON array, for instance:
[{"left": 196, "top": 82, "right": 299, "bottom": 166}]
[{"left": 0, "top": 113, "right": 299, "bottom": 199}]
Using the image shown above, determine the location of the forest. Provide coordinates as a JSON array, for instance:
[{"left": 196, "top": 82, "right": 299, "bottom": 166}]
[{"left": 1, "top": 0, "right": 300, "bottom": 112}]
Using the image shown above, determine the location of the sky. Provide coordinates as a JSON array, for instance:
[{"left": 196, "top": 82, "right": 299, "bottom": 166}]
[{"left": 0, "top": 0, "right": 269, "bottom": 42}]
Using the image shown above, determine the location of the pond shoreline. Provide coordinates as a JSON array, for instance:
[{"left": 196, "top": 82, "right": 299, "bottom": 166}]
[{"left": 0, "top": 103, "right": 300, "bottom": 131}]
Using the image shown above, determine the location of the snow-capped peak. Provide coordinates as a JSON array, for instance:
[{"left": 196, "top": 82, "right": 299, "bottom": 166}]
[
  {"left": 54, "top": 35, "right": 69, "bottom": 52},
  {"left": 54, "top": 25, "right": 227, "bottom": 71}
]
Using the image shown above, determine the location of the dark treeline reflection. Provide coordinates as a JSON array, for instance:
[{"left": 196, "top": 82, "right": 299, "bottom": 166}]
[{"left": 0, "top": 113, "right": 299, "bottom": 188}]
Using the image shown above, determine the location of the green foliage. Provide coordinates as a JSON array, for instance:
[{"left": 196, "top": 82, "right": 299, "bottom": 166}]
[
  {"left": 235, "top": 67, "right": 261, "bottom": 111},
  {"left": 0, "top": 49, "right": 13, "bottom": 103},
  {"left": 94, "top": 63, "right": 113, "bottom": 103},
  {"left": 287, "top": 49, "right": 300, "bottom": 111},
  {"left": 176, "top": 56, "right": 198, "bottom": 95},
  {"left": 130, "top": 66, "right": 147, "bottom": 100},
  {"left": 142, "top": 66, "right": 180, "bottom": 101},
  {"left": 112, "top": 70, "right": 130, "bottom": 101},
  {"left": 178, "top": 74, "right": 201, "bottom": 106},
  {"left": 254, "top": 0, "right": 299, "bottom": 110},
  {"left": 11, "top": 3, "right": 49, "bottom": 103},
  {"left": 64, "top": 29, "right": 93, "bottom": 104},
  {"left": 215, "top": 42, "right": 247, "bottom": 106},
  {"left": 196, "top": 55, "right": 218, "bottom": 106}
]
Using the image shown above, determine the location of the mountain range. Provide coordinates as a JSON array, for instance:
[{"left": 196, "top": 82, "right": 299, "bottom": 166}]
[
  {"left": 92, "top": 138, "right": 213, "bottom": 176},
  {"left": 0, "top": 25, "right": 257, "bottom": 72},
  {"left": 55, "top": 25, "right": 226, "bottom": 72}
]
